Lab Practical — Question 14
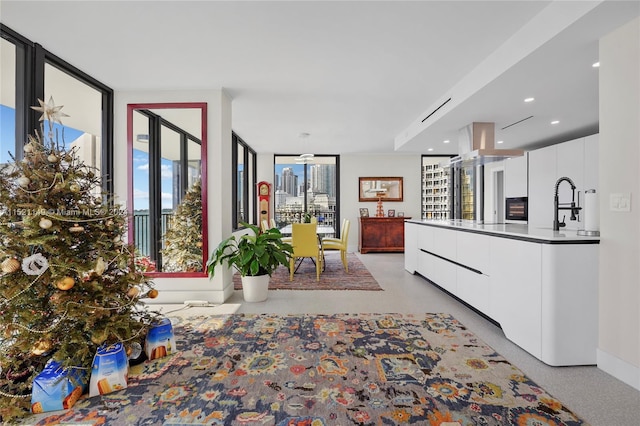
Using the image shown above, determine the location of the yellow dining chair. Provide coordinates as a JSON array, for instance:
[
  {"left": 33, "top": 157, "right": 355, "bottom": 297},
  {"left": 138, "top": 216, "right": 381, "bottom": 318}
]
[
  {"left": 289, "top": 222, "right": 323, "bottom": 281},
  {"left": 275, "top": 219, "right": 293, "bottom": 244},
  {"left": 260, "top": 218, "right": 278, "bottom": 232},
  {"left": 321, "top": 218, "right": 350, "bottom": 272}
]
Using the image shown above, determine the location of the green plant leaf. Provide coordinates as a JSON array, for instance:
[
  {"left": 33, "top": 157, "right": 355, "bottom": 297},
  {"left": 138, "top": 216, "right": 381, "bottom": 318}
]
[{"left": 207, "top": 222, "right": 293, "bottom": 277}]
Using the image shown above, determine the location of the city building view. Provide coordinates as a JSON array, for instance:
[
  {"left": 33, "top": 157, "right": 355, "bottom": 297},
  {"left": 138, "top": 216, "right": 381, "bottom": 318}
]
[{"left": 273, "top": 156, "right": 338, "bottom": 236}]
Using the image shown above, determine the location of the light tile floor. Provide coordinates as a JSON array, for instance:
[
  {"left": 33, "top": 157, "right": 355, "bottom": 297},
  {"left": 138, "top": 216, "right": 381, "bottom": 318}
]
[{"left": 153, "top": 252, "right": 640, "bottom": 426}]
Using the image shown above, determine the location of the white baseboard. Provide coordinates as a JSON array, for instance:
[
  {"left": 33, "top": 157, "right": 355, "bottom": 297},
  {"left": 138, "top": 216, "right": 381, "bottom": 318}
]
[
  {"left": 597, "top": 348, "right": 640, "bottom": 391},
  {"left": 145, "top": 281, "right": 235, "bottom": 305}
]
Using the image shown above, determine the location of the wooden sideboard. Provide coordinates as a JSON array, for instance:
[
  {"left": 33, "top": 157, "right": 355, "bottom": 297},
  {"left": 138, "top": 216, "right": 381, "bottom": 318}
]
[{"left": 359, "top": 217, "right": 410, "bottom": 253}]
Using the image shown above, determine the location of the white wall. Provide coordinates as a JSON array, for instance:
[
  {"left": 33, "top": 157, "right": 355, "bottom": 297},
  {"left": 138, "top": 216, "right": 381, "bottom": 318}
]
[
  {"left": 114, "top": 89, "right": 235, "bottom": 305},
  {"left": 255, "top": 153, "right": 421, "bottom": 253},
  {"left": 256, "top": 152, "right": 274, "bottom": 189},
  {"left": 340, "top": 154, "right": 422, "bottom": 252},
  {"left": 483, "top": 161, "right": 505, "bottom": 223},
  {"left": 597, "top": 17, "right": 640, "bottom": 390}
]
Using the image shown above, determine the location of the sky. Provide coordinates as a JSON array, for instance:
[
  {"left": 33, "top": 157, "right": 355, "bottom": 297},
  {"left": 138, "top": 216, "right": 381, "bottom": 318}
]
[
  {"left": 132, "top": 149, "right": 174, "bottom": 211},
  {"left": 1, "top": 104, "right": 84, "bottom": 164}
]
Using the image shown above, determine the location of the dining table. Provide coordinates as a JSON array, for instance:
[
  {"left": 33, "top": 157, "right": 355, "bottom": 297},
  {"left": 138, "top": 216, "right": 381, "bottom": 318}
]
[{"left": 279, "top": 225, "right": 335, "bottom": 237}]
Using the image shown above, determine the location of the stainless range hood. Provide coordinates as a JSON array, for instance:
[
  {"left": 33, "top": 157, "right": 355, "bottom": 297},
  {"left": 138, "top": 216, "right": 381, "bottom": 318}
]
[
  {"left": 444, "top": 122, "right": 524, "bottom": 222},
  {"left": 447, "top": 122, "right": 524, "bottom": 166}
]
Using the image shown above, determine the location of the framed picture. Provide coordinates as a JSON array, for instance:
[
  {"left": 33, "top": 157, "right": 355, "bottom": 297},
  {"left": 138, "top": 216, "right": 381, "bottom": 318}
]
[
  {"left": 397, "top": 212, "right": 405, "bottom": 217},
  {"left": 359, "top": 208, "right": 370, "bottom": 217},
  {"left": 387, "top": 209, "right": 396, "bottom": 217},
  {"left": 358, "top": 177, "right": 403, "bottom": 202}
]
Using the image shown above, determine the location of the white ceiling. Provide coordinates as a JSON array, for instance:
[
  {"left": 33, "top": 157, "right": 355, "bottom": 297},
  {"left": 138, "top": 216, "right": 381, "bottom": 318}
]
[{"left": 2, "top": 1, "right": 638, "bottom": 156}]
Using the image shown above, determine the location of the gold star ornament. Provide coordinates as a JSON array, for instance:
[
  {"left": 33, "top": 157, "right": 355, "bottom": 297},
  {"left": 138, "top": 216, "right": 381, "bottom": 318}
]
[{"left": 31, "top": 96, "right": 69, "bottom": 124}]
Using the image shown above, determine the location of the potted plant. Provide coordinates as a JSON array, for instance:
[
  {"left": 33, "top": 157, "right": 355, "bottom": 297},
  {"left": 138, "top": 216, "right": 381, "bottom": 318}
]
[{"left": 207, "top": 222, "right": 293, "bottom": 302}]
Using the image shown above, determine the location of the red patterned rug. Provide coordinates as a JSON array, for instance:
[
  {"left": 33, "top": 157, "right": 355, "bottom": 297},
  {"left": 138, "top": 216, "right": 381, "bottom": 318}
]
[
  {"left": 233, "top": 252, "right": 383, "bottom": 291},
  {"left": 26, "top": 313, "right": 587, "bottom": 425}
]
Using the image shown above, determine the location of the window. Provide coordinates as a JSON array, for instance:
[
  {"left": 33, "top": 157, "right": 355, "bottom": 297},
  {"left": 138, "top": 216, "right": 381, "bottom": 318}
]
[
  {"left": 0, "top": 24, "right": 113, "bottom": 193},
  {"left": 232, "top": 133, "right": 256, "bottom": 229},
  {"left": 274, "top": 154, "right": 339, "bottom": 237},
  {"left": 421, "top": 156, "right": 451, "bottom": 220},
  {"left": 0, "top": 36, "right": 18, "bottom": 168},
  {"left": 44, "top": 63, "right": 104, "bottom": 195}
]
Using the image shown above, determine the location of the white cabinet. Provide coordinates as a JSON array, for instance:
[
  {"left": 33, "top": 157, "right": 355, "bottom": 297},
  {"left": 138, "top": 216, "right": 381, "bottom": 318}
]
[
  {"left": 427, "top": 226, "right": 458, "bottom": 294},
  {"left": 557, "top": 137, "right": 585, "bottom": 189},
  {"left": 528, "top": 134, "right": 599, "bottom": 230},
  {"left": 456, "top": 232, "right": 491, "bottom": 274},
  {"left": 528, "top": 144, "right": 557, "bottom": 228},
  {"left": 431, "top": 227, "right": 456, "bottom": 259},
  {"left": 411, "top": 224, "right": 457, "bottom": 293},
  {"left": 540, "top": 244, "right": 598, "bottom": 365},
  {"left": 504, "top": 154, "right": 528, "bottom": 198},
  {"left": 405, "top": 221, "right": 598, "bottom": 366},
  {"left": 413, "top": 224, "right": 434, "bottom": 277},
  {"left": 431, "top": 256, "right": 457, "bottom": 294},
  {"left": 416, "top": 248, "right": 434, "bottom": 280},
  {"left": 455, "top": 232, "right": 491, "bottom": 312},
  {"left": 557, "top": 138, "right": 585, "bottom": 230},
  {"left": 404, "top": 223, "right": 418, "bottom": 274},
  {"left": 457, "top": 268, "right": 490, "bottom": 314},
  {"left": 490, "top": 238, "right": 542, "bottom": 358},
  {"left": 417, "top": 223, "right": 435, "bottom": 253}
]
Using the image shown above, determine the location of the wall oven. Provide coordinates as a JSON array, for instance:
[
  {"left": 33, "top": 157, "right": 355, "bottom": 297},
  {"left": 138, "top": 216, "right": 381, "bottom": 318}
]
[{"left": 505, "top": 197, "right": 528, "bottom": 221}]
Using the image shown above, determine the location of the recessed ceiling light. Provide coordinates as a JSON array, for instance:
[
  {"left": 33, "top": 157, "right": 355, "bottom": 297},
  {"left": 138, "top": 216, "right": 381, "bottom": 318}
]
[
  {"left": 592, "top": 62, "right": 600, "bottom": 68},
  {"left": 497, "top": 140, "right": 504, "bottom": 144},
  {"left": 551, "top": 120, "right": 560, "bottom": 125},
  {"left": 427, "top": 148, "right": 434, "bottom": 152},
  {"left": 524, "top": 97, "right": 535, "bottom": 103},
  {"left": 443, "top": 140, "right": 450, "bottom": 144}
]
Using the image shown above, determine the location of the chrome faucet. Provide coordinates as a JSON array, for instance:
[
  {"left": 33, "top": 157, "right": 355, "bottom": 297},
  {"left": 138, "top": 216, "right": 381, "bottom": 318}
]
[{"left": 553, "top": 177, "right": 582, "bottom": 231}]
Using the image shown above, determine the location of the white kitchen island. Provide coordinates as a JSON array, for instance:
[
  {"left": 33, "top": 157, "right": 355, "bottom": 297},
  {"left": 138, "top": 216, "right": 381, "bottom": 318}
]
[{"left": 404, "top": 220, "right": 600, "bottom": 366}]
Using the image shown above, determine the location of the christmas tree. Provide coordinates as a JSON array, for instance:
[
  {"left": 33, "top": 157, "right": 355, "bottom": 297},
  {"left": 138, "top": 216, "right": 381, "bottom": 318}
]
[
  {"left": 161, "top": 180, "right": 203, "bottom": 272},
  {"left": 0, "top": 98, "right": 159, "bottom": 421}
]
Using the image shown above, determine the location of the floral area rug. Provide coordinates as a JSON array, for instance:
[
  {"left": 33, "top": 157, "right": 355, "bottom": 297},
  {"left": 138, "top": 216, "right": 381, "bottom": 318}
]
[
  {"left": 25, "top": 313, "right": 586, "bottom": 425},
  {"left": 233, "top": 252, "right": 383, "bottom": 291}
]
